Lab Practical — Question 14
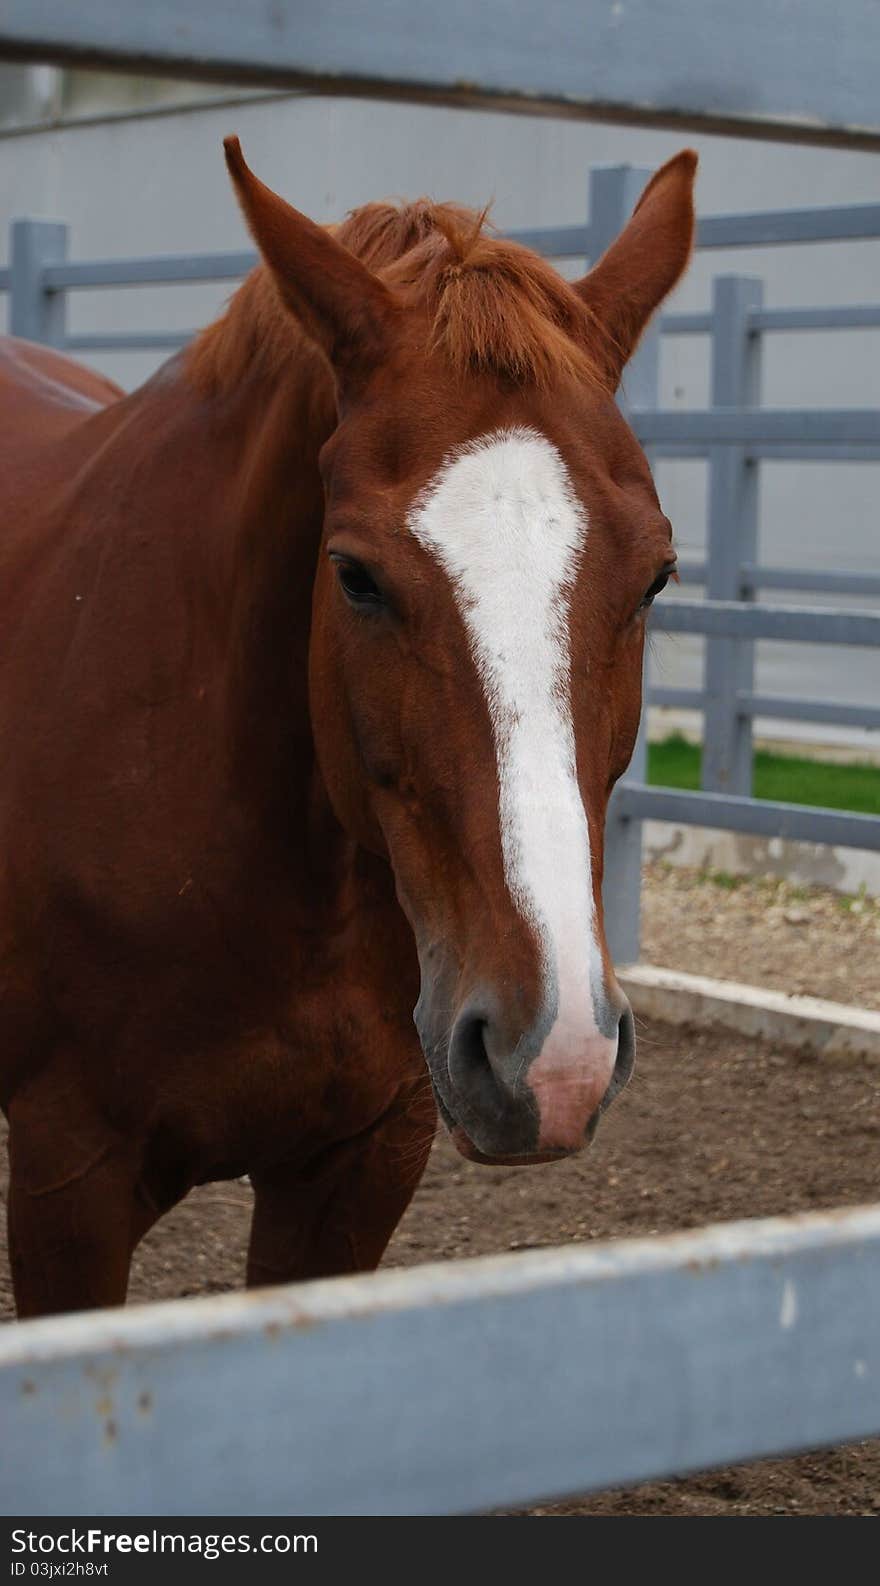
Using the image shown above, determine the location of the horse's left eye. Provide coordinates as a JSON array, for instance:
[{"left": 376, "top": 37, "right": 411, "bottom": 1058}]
[
  {"left": 639, "top": 565, "right": 675, "bottom": 611},
  {"left": 332, "top": 557, "right": 384, "bottom": 608}
]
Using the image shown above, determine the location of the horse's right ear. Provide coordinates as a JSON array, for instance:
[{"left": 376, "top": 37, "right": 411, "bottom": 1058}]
[
  {"left": 573, "top": 150, "right": 697, "bottom": 391},
  {"left": 223, "top": 136, "right": 397, "bottom": 392}
]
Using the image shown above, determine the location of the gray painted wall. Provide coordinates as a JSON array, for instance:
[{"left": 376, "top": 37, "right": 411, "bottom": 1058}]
[{"left": 1, "top": 88, "right": 877, "bottom": 749}]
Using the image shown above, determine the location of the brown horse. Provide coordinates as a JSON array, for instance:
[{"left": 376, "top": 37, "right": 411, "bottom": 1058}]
[{"left": 0, "top": 141, "right": 696, "bottom": 1318}]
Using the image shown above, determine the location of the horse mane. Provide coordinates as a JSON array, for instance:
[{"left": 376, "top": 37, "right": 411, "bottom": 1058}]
[{"left": 187, "top": 198, "right": 604, "bottom": 392}]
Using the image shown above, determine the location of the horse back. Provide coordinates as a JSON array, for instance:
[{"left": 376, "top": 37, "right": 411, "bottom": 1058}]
[
  {"left": 0, "top": 335, "right": 123, "bottom": 652},
  {"left": 0, "top": 336, "right": 122, "bottom": 435}
]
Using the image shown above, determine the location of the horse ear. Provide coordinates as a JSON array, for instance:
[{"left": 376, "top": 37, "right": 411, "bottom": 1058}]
[
  {"left": 573, "top": 150, "right": 697, "bottom": 391},
  {"left": 223, "top": 136, "right": 397, "bottom": 390}
]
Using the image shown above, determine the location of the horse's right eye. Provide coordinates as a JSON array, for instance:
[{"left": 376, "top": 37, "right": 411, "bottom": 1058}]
[
  {"left": 332, "top": 557, "right": 384, "bottom": 608},
  {"left": 638, "top": 559, "right": 678, "bottom": 613}
]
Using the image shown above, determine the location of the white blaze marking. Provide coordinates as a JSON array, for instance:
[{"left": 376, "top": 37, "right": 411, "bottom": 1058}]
[{"left": 409, "top": 427, "right": 613, "bottom": 1110}]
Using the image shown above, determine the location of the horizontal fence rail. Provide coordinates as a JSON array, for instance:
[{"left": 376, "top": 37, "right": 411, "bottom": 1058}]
[
  {"left": 650, "top": 443, "right": 880, "bottom": 462},
  {"left": 3, "top": 197, "right": 880, "bottom": 335},
  {"left": 648, "top": 688, "right": 880, "bottom": 733},
  {"left": 677, "top": 562, "right": 880, "bottom": 598},
  {"left": 614, "top": 785, "right": 880, "bottom": 852},
  {"left": 631, "top": 409, "right": 880, "bottom": 447},
  {"left": 41, "top": 250, "right": 258, "bottom": 289},
  {"left": 650, "top": 599, "right": 880, "bottom": 647},
  {"left": 739, "top": 694, "right": 880, "bottom": 731},
  {"left": 63, "top": 330, "right": 193, "bottom": 353},
  {"left": 751, "top": 305, "right": 880, "bottom": 332},
  {"left": 514, "top": 204, "right": 880, "bottom": 259},
  {"left": 4, "top": 0, "right": 880, "bottom": 149},
  {"left": 3, "top": 200, "right": 880, "bottom": 360},
  {"left": 663, "top": 305, "right": 880, "bottom": 334},
  {"left": 1, "top": 1205, "right": 879, "bottom": 1515},
  {"left": 697, "top": 202, "right": 880, "bottom": 247}
]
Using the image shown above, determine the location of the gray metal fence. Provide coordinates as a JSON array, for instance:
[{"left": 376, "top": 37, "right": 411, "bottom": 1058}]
[
  {"left": 521, "top": 169, "right": 880, "bottom": 962},
  {"left": 4, "top": 0, "right": 880, "bottom": 149},
  {"left": 2, "top": 1203, "right": 879, "bottom": 1515},
  {"left": 586, "top": 171, "right": 880, "bottom": 963},
  {"left": 2, "top": 167, "right": 879, "bottom": 1513}
]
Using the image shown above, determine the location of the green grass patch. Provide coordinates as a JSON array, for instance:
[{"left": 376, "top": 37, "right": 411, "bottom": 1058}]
[{"left": 648, "top": 733, "right": 880, "bottom": 816}]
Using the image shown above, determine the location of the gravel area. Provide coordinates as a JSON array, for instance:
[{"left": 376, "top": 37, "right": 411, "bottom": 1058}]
[{"left": 641, "top": 861, "right": 879, "bottom": 1010}]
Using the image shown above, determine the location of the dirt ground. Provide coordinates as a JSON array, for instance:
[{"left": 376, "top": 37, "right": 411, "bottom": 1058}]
[
  {"left": 2, "top": 864, "right": 878, "bottom": 1516},
  {"left": 641, "top": 861, "right": 880, "bottom": 1012}
]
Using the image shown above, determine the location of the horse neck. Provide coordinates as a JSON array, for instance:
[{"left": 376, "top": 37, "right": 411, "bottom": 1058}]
[
  {"left": 95, "top": 335, "right": 347, "bottom": 881},
  {"left": 199, "top": 348, "right": 336, "bottom": 823}
]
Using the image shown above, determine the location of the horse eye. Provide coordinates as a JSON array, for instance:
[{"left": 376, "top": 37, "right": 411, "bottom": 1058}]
[
  {"left": 333, "top": 558, "right": 384, "bottom": 607},
  {"left": 639, "top": 566, "right": 675, "bottom": 611}
]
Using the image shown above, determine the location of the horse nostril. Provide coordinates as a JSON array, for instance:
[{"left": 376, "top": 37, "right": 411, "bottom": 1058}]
[
  {"left": 449, "top": 1000, "right": 543, "bottom": 1121},
  {"left": 603, "top": 1000, "right": 636, "bottom": 1110},
  {"left": 445, "top": 1002, "right": 541, "bottom": 1156},
  {"left": 448, "top": 1009, "right": 504, "bottom": 1117}
]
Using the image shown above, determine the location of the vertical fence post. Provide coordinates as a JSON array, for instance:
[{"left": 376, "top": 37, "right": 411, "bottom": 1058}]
[
  {"left": 9, "top": 219, "right": 68, "bottom": 346},
  {"left": 702, "top": 274, "right": 764, "bottom": 794},
  {"left": 592, "top": 167, "right": 658, "bottom": 966}
]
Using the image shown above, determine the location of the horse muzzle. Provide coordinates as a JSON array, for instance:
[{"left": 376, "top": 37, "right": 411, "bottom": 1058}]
[{"left": 417, "top": 988, "right": 636, "bottom": 1163}]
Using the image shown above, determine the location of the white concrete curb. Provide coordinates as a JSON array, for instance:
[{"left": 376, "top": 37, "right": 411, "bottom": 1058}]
[{"left": 618, "top": 964, "right": 880, "bottom": 1063}]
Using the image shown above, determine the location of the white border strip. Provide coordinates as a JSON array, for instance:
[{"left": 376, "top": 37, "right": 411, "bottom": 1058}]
[{"left": 620, "top": 963, "right": 880, "bottom": 1061}]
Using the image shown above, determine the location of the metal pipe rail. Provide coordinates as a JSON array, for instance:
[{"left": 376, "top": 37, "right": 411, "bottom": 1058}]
[
  {"left": 614, "top": 784, "right": 880, "bottom": 852},
  {"left": 632, "top": 409, "right": 880, "bottom": 447},
  {"left": 1, "top": 1204, "right": 878, "bottom": 1515},
  {"left": 463, "top": 203, "right": 880, "bottom": 261},
  {"left": 740, "top": 693, "right": 880, "bottom": 730},
  {"left": 3, "top": 193, "right": 880, "bottom": 371},
  {"left": 649, "top": 599, "right": 880, "bottom": 647},
  {"left": 677, "top": 562, "right": 880, "bottom": 598},
  {"left": 650, "top": 444, "right": 880, "bottom": 463},
  {"left": 648, "top": 687, "right": 880, "bottom": 733},
  {"left": 41, "top": 250, "right": 258, "bottom": 289},
  {"left": 64, "top": 330, "right": 192, "bottom": 353},
  {"left": 663, "top": 304, "right": 880, "bottom": 335},
  {"left": 500, "top": 203, "right": 880, "bottom": 261},
  {"left": 5, "top": 0, "right": 880, "bottom": 151}
]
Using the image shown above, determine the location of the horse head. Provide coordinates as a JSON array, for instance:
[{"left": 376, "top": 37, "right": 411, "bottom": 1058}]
[{"left": 224, "top": 138, "right": 696, "bottom": 1164}]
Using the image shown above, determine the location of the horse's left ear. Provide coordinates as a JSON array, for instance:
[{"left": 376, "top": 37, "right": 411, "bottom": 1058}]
[
  {"left": 223, "top": 136, "right": 398, "bottom": 393},
  {"left": 573, "top": 150, "right": 697, "bottom": 391}
]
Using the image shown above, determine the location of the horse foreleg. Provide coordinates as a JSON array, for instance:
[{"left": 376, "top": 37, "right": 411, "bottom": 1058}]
[
  {"left": 6, "top": 1073, "right": 140, "bottom": 1319},
  {"left": 247, "top": 1081, "right": 436, "bottom": 1287}
]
